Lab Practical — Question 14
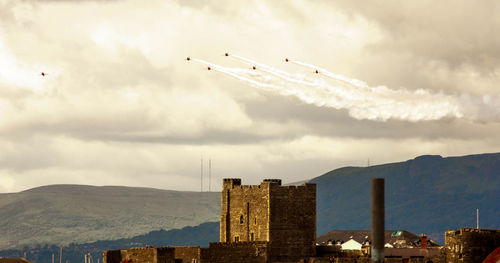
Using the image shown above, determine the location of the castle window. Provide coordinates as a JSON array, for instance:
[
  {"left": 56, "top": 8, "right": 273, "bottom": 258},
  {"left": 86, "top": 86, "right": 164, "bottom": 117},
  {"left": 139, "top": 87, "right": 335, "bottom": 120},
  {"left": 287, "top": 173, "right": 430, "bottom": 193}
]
[
  {"left": 234, "top": 236, "right": 240, "bottom": 242},
  {"left": 250, "top": 232, "right": 255, "bottom": 241},
  {"left": 240, "top": 215, "right": 244, "bottom": 224},
  {"left": 254, "top": 216, "right": 257, "bottom": 225}
]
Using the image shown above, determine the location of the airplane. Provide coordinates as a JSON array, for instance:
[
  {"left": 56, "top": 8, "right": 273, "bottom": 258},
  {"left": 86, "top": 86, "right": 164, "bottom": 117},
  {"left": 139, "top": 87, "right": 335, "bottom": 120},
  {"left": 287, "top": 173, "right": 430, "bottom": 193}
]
[
  {"left": 186, "top": 57, "right": 191, "bottom": 61},
  {"left": 314, "top": 69, "right": 319, "bottom": 74},
  {"left": 285, "top": 58, "right": 289, "bottom": 62},
  {"left": 225, "top": 53, "right": 229, "bottom": 57},
  {"left": 207, "top": 66, "right": 211, "bottom": 70},
  {"left": 41, "top": 72, "right": 47, "bottom": 76},
  {"left": 252, "top": 66, "right": 256, "bottom": 70}
]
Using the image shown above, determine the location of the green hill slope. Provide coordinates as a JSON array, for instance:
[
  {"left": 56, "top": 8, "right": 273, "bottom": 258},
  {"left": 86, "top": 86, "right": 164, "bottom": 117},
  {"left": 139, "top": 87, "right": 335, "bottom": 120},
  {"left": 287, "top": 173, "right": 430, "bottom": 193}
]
[
  {"left": 0, "top": 185, "right": 220, "bottom": 249},
  {"left": 313, "top": 153, "right": 500, "bottom": 242},
  {"left": 1, "top": 152, "right": 498, "bottom": 249},
  {"left": 0, "top": 222, "right": 220, "bottom": 263}
]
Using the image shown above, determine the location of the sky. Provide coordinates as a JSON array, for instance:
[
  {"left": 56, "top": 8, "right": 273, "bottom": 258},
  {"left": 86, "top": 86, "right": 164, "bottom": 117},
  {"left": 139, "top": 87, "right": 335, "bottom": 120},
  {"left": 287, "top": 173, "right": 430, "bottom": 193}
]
[{"left": 1, "top": 0, "right": 500, "bottom": 193}]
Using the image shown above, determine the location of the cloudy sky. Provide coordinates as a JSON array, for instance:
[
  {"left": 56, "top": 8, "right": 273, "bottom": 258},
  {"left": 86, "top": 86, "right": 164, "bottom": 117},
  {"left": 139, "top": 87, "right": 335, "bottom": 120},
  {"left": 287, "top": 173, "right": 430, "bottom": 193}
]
[{"left": 1, "top": 0, "right": 500, "bottom": 193}]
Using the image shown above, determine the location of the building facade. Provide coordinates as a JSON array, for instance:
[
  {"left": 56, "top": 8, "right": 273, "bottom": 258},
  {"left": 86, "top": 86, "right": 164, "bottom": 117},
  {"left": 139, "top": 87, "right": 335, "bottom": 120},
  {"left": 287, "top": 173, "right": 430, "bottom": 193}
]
[
  {"left": 219, "top": 178, "right": 316, "bottom": 262},
  {"left": 102, "top": 179, "right": 500, "bottom": 263},
  {"left": 445, "top": 228, "right": 500, "bottom": 263}
]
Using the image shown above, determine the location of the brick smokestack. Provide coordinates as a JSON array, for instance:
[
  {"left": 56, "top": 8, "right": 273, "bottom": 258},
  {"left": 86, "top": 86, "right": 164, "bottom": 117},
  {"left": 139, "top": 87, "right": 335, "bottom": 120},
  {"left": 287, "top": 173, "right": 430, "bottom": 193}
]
[
  {"left": 371, "top": 178, "right": 384, "bottom": 263},
  {"left": 420, "top": 234, "right": 428, "bottom": 248}
]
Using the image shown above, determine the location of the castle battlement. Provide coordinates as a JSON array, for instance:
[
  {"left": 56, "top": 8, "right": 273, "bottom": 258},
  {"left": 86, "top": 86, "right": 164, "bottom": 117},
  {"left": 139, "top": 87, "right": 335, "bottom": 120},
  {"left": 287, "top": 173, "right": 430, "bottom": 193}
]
[{"left": 219, "top": 178, "right": 316, "bottom": 262}]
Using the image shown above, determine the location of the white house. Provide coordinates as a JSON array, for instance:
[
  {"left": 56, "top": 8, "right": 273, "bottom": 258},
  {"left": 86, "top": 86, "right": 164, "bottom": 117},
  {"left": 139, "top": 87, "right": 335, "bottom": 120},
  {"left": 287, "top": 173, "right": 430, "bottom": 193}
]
[{"left": 341, "top": 239, "right": 362, "bottom": 250}]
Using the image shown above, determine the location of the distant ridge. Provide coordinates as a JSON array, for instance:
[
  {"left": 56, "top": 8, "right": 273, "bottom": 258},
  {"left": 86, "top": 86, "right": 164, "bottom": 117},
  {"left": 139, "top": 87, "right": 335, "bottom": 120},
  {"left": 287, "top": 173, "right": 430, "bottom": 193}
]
[
  {"left": 1, "top": 152, "right": 499, "bottom": 248},
  {"left": 313, "top": 152, "right": 500, "bottom": 243},
  {"left": 0, "top": 184, "right": 220, "bottom": 249}
]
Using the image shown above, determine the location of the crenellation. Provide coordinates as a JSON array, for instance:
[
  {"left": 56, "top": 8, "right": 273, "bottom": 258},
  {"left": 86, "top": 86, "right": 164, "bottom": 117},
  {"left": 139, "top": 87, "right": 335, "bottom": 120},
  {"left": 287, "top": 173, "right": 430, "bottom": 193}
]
[
  {"left": 444, "top": 228, "right": 500, "bottom": 263},
  {"left": 104, "top": 178, "right": 499, "bottom": 263},
  {"left": 262, "top": 179, "right": 281, "bottom": 185}
]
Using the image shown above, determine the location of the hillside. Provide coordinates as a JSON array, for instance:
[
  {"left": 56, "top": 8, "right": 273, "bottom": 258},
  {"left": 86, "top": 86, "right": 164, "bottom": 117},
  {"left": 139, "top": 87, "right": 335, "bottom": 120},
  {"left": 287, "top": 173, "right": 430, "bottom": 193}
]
[
  {"left": 0, "top": 222, "right": 220, "bottom": 263},
  {"left": 1, "top": 152, "right": 499, "bottom": 249},
  {"left": 313, "top": 153, "right": 500, "bottom": 242},
  {"left": 0, "top": 185, "right": 220, "bottom": 249}
]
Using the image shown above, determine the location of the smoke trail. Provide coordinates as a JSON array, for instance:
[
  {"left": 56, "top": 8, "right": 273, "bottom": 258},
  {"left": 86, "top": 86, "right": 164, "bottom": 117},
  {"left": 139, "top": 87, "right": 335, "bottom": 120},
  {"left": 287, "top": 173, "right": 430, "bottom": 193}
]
[
  {"left": 192, "top": 57, "right": 500, "bottom": 122},
  {"left": 193, "top": 58, "right": 355, "bottom": 109},
  {"left": 291, "top": 59, "right": 370, "bottom": 89},
  {"left": 192, "top": 58, "right": 283, "bottom": 93},
  {"left": 229, "top": 54, "right": 325, "bottom": 88}
]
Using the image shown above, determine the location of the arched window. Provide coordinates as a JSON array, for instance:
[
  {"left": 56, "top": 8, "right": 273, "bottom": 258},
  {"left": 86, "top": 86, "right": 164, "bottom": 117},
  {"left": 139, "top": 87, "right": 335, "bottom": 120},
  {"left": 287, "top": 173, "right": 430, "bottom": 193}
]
[{"left": 240, "top": 215, "right": 244, "bottom": 224}]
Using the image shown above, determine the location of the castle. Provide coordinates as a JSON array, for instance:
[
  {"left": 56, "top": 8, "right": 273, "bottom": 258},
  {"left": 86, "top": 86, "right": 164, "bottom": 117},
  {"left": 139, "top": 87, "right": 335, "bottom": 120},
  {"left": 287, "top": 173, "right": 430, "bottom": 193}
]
[
  {"left": 104, "top": 178, "right": 316, "bottom": 263},
  {"left": 103, "top": 178, "right": 500, "bottom": 263}
]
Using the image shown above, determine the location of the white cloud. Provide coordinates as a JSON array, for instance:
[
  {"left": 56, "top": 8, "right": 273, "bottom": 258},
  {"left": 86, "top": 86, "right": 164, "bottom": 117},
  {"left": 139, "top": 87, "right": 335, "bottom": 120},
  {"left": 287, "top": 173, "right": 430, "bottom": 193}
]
[{"left": 0, "top": 0, "right": 498, "bottom": 192}]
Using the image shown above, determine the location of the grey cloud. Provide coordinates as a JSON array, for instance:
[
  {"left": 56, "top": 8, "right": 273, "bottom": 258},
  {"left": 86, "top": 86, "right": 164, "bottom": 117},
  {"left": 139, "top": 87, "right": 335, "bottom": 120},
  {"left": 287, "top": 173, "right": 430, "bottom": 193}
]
[
  {"left": 1, "top": 0, "right": 499, "bottom": 193},
  {"left": 321, "top": 1, "right": 500, "bottom": 94},
  {"left": 356, "top": 2, "right": 500, "bottom": 67},
  {"left": 241, "top": 93, "right": 500, "bottom": 141}
]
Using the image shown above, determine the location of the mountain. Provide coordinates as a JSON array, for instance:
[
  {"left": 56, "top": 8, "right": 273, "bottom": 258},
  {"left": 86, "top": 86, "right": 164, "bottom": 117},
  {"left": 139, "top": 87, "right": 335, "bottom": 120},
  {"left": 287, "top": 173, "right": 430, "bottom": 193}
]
[
  {"left": 0, "top": 185, "right": 220, "bottom": 249},
  {"left": 1, "top": 152, "right": 499, "bottom": 249},
  {"left": 0, "top": 222, "right": 220, "bottom": 263},
  {"left": 313, "top": 153, "right": 500, "bottom": 243}
]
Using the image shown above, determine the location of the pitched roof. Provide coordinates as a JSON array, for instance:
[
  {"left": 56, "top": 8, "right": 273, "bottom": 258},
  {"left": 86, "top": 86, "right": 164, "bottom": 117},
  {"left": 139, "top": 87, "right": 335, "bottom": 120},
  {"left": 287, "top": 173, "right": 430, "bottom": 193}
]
[
  {"left": 317, "top": 230, "right": 440, "bottom": 247},
  {"left": 0, "top": 258, "right": 32, "bottom": 263},
  {"left": 341, "top": 239, "right": 362, "bottom": 250}
]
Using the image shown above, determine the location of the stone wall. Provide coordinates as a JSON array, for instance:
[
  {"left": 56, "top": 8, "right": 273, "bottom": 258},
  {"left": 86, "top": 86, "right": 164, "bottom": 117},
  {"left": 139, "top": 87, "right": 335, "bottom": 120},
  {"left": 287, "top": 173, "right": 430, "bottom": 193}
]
[
  {"left": 205, "top": 241, "right": 269, "bottom": 263},
  {"left": 445, "top": 228, "right": 500, "bottom": 263},
  {"left": 219, "top": 178, "right": 316, "bottom": 263},
  {"left": 102, "top": 247, "right": 175, "bottom": 263},
  {"left": 220, "top": 178, "right": 271, "bottom": 243},
  {"left": 173, "top": 247, "right": 200, "bottom": 263},
  {"left": 103, "top": 250, "right": 122, "bottom": 263},
  {"left": 268, "top": 183, "right": 316, "bottom": 262},
  {"left": 306, "top": 257, "right": 439, "bottom": 263}
]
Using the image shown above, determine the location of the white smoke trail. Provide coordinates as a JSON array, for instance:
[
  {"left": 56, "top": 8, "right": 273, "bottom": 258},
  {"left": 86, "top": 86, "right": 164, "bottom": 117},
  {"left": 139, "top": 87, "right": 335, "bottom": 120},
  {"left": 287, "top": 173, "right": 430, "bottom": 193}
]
[
  {"left": 192, "top": 58, "right": 283, "bottom": 93},
  {"left": 229, "top": 54, "right": 325, "bottom": 88},
  {"left": 290, "top": 59, "right": 369, "bottom": 89},
  {"left": 191, "top": 57, "right": 500, "bottom": 122},
  {"left": 193, "top": 58, "right": 353, "bottom": 109}
]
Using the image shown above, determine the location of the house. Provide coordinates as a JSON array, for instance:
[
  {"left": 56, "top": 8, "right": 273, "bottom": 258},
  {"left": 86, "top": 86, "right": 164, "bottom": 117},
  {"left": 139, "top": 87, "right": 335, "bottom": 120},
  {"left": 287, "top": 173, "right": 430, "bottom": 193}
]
[
  {"left": 317, "top": 230, "right": 440, "bottom": 248},
  {"left": 341, "top": 239, "right": 362, "bottom": 250}
]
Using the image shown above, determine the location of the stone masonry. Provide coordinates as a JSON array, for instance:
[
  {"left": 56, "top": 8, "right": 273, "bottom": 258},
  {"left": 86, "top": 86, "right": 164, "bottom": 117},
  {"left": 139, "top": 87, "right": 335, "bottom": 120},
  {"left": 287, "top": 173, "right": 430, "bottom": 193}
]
[
  {"left": 219, "top": 178, "right": 316, "bottom": 262},
  {"left": 103, "top": 247, "right": 175, "bottom": 263},
  {"left": 445, "top": 228, "right": 500, "bottom": 263}
]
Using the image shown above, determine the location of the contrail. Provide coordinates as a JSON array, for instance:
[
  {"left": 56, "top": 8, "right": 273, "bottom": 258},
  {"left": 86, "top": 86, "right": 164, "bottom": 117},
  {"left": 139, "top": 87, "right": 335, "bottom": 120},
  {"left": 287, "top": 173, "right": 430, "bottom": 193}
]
[
  {"left": 190, "top": 57, "right": 500, "bottom": 122},
  {"left": 229, "top": 54, "right": 325, "bottom": 88},
  {"left": 290, "top": 59, "right": 370, "bottom": 89},
  {"left": 193, "top": 58, "right": 350, "bottom": 109},
  {"left": 192, "top": 58, "right": 283, "bottom": 93}
]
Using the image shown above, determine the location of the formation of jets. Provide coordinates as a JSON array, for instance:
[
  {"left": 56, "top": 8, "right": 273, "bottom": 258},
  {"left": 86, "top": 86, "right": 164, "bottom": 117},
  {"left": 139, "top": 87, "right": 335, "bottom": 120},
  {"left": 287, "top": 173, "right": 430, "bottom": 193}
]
[{"left": 186, "top": 53, "right": 320, "bottom": 73}]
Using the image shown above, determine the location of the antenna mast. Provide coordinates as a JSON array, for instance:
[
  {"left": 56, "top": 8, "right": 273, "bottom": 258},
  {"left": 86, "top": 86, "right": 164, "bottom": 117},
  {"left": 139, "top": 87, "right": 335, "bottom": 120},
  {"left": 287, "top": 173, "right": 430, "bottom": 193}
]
[
  {"left": 209, "top": 158, "right": 212, "bottom": 192},
  {"left": 201, "top": 157, "right": 203, "bottom": 192}
]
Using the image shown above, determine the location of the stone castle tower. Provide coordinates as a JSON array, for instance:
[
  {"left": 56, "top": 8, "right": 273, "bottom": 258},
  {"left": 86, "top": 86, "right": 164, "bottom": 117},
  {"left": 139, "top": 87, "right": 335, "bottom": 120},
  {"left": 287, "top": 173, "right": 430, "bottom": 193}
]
[
  {"left": 219, "top": 178, "right": 316, "bottom": 261},
  {"left": 445, "top": 228, "right": 500, "bottom": 263}
]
